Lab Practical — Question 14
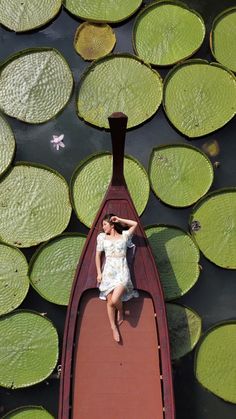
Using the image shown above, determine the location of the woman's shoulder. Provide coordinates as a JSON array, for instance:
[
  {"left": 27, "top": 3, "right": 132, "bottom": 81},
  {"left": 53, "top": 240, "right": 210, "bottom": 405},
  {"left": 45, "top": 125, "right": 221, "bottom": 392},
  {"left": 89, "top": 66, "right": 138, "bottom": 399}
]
[{"left": 97, "top": 232, "right": 105, "bottom": 239}]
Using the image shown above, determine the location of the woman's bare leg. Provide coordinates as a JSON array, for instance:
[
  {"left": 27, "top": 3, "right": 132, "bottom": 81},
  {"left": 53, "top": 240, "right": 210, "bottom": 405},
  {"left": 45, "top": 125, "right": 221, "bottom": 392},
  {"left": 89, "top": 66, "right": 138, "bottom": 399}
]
[
  {"left": 106, "top": 293, "right": 119, "bottom": 342},
  {"left": 111, "top": 285, "right": 126, "bottom": 326}
]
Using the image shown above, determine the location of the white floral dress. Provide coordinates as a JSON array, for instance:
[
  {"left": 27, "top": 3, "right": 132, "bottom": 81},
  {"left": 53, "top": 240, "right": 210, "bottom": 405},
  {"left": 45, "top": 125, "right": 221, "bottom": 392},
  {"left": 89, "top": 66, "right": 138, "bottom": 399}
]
[{"left": 96, "top": 230, "right": 139, "bottom": 301}]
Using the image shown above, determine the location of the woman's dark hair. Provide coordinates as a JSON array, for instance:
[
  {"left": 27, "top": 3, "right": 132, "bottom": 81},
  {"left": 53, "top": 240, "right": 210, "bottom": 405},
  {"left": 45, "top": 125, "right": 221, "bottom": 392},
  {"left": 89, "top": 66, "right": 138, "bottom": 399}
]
[{"left": 102, "top": 213, "right": 125, "bottom": 234}]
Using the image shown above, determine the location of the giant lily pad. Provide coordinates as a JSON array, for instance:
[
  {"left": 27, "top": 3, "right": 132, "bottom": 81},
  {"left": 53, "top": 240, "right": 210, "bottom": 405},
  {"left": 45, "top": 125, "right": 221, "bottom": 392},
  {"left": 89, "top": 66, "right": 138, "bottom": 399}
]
[
  {"left": 0, "top": 243, "right": 29, "bottom": 316},
  {"left": 0, "top": 0, "right": 62, "bottom": 32},
  {"left": 0, "top": 310, "right": 58, "bottom": 388},
  {"left": 133, "top": 1, "right": 205, "bottom": 66},
  {"left": 145, "top": 225, "right": 200, "bottom": 300},
  {"left": 167, "top": 303, "right": 202, "bottom": 360},
  {"left": 71, "top": 152, "right": 149, "bottom": 227},
  {"left": 77, "top": 54, "right": 163, "bottom": 129},
  {"left": 163, "top": 59, "right": 236, "bottom": 137},
  {"left": 0, "top": 163, "right": 72, "bottom": 247},
  {"left": 210, "top": 8, "right": 236, "bottom": 73},
  {"left": 190, "top": 189, "right": 236, "bottom": 269},
  {"left": 149, "top": 144, "right": 213, "bottom": 207},
  {"left": 0, "top": 113, "right": 15, "bottom": 177},
  {"left": 29, "top": 234, "right": 86, "bottom": 305},
  {"left": 63, "top": 0, "right": 142, "bottom": 23},
  {"left": 2, "top": 406, "right": 54, "bottom": 419},
  {"left": 0, "top": 48, "right": 73, "bottom": 124},
  {"left": 195, "top": 322, "right": 236, "bottom": 403},
  {"left": 74, "top": 22, "right": 116, "bottom": 61}
]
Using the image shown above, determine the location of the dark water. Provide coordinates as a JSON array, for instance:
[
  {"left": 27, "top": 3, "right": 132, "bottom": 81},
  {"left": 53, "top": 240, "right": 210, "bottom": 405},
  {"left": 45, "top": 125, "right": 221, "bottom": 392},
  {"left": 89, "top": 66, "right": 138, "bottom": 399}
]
[{"left": 0, "top": 1, "right": 236, "bottom": 418}]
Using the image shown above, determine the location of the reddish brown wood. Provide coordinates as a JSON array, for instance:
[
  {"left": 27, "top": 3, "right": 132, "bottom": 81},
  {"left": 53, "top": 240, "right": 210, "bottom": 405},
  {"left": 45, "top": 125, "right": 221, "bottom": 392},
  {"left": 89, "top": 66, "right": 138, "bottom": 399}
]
[{"left": 58, "top": 113, "right": 175, "bottom": 418}]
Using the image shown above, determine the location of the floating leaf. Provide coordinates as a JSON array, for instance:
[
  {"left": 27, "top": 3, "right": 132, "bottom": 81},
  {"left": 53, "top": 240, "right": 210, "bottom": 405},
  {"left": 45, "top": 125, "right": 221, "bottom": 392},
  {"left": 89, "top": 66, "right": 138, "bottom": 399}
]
[
  {"left": 2, "top": 406, "right": 54, "bottom": 419},
  {"left": 74, "top": 22, "right": 116, "bottom": 61},
  {"left": 133, "top": 0, "right": 205, "bottom": 66},
  {"left": 195, "top": 322, "right": 236, "bottom": 403},
  {"left": 77, "top": 54, "right": 162, "bottom": 129},
  {"left": 71, "top": 152, "right": 149, "bottom": 227},
  {"left": 210, "top": 7, "right": 236, "bottom": 73},
  {"left": 149, "top": 144, "right": 213, "bottom": 207},
  {"left": 190, "top": 189, "right": 236, "bottom": 269},
  {"left": 0, "top": 113, "right": 15, "bottom": 177},
  {"left": 29, "top": 234, "right": 86, "bottom": 305},
  {"left": 167, "top": 303, "right": 202, "bottom": 360},
  {"left": 0, "top": 48, "right": 73, "bottom": 124},
  {"left": 63, "top": 0, "right": 142, "bottom": 23},
  {"left": 0, "top": 0, "right": 62, "bottom": 32},
  {"left": 0, "top": 310, "right": 58, "bottom": 388},
  {"left": 0, "top": 163, "right": 72, "bottom": 247},
  {"left": 0, "top": 243, "right": 29, "bottom": 316},
  {"left": 163, "top": 59, "right": 236, "bottom": 137},
  {"left": 145, "top": 225, "right": 200, "bottom": 300}
]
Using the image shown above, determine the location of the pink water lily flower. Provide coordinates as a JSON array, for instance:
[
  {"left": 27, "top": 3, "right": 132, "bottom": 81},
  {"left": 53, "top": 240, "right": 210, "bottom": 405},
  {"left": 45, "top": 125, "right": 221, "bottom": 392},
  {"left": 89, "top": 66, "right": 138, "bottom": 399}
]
[{"left": 51, "top": 134, "right": 65, "bottom": 151}]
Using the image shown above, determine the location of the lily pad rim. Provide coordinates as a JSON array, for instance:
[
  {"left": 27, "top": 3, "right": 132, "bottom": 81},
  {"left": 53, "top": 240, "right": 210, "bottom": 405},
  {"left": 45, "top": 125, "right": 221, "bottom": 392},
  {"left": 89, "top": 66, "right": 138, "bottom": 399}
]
[
  {"left": 1, "top": 405, "right": 54, "bottom": 419},
  {"left": 73, "top": 21, "right": 116, "bottom": 60},
  {"left": 132, "top": 0, "right": 206, "bottom": 67},
  {"left": 0, "top": 46, "right": 74, "bottom": 125},
  {"left": 0, "top": 0, "right": 63, "bottom": 33},
  {"left": 62, "top": 0, "right": 143, "bottom": 23},
  {"left": 210, "top": 7, "right": 236, "bottom": 64},
  {"left": 0, "top": 112, "right": 16, "bottom": 177}
]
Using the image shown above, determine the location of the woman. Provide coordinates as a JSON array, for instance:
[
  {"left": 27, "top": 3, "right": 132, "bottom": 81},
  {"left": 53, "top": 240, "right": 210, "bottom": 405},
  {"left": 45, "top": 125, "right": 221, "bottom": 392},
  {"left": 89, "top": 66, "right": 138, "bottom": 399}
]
[{"left": 95, "top": 213, "right": 138, "bottom": 342}]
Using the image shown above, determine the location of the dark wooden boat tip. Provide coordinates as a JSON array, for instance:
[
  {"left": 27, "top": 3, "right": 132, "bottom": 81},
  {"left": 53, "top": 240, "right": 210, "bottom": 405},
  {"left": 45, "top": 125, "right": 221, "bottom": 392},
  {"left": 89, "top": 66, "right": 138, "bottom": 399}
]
[{"left": 58, "top": 113, "right": 175, "bottom": 419}]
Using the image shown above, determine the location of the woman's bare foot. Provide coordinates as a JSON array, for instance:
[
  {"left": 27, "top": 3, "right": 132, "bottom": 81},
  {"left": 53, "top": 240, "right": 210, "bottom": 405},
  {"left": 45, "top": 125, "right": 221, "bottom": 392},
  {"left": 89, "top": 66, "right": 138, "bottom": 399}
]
[
  {"left": 117, "top": 309, "right": 124, "bottom": 326},
  {"left": 111, "top": 326, "right": 120, "bottom": 342}
]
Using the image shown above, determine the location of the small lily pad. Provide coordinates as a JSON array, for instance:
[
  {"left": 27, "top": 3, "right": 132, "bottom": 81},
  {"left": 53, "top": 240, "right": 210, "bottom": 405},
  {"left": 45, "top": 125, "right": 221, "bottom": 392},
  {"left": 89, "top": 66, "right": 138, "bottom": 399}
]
[
  {"left": 0, "top": 48, "right": 73, "bottom": 124},
  {"left": 0, "top": 113, "right": 15, "bottom": 177},
  {"left": 74, "top": 22, "right": 116, "bottom": 61},
  {"left": 71, "top": 152, "right": 150, "bottom": 227},
  {"left": 167, "top": 303, "right": 202, "bottom": 360},
  {"left": 190, "top": 188, "right": 236, "bottom": 269},
  {"left": 0, "top": 0, "right": 62, "bottom": 32},
  {"left": 0, "top": 243, "right": 29, "bottom": 316},
  {"left": 195, "top": 322, "right": 236, "bottom": 403},
  {"left": 145, "top": 225, "right": 200, "bottom": 300},
  {"left": 0, "top": 163, "right": 72, "bottom": 247},
  {"left": 29, "top": 234, "right": 86, "bottom": 305},
  {"left": 2, "top": 406, "right": 54, "bottom": 419},
  {"left": 149, "top": 144, "right": 213, "bottom": 207},
  {"left": 0, "top": 310, "right": 58, "bottom": 388}
]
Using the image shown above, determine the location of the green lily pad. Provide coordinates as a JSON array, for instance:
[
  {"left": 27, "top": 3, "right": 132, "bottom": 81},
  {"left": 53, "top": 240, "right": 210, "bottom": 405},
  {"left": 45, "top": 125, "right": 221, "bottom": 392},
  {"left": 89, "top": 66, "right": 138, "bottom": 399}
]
[
  {"left": 190, "top": 188, "right": 236, "bottom": 269},
  {"left": 133, "top": 0, "right": 205, "bottom": 66},
  {"left": 77, "top": 54, "right": 163, "bottom": 129},
  {"left": 0, "top": 163, "right": 72, "bottom": 248},
  {"left": 74, "top": 22, "right": 116, "bottom": 61},
  {"left": 2, "top": 406, "right": 54, "bottom": 419},
  {"left": 0, "top": 48, "right": 73, "bottom": 124},
  {"left": 210, "top": 8, "right": 236, "bottom": 73},
  {"left": 195, "top": 322, "right": 236, "bottom": 403},
  {"left": 0, "top": 310, "right": 58, "bottom": 388},
  {"left": 149, "top": 144, "right": 213, "bottom": 207},
  {"left": 71, "top": 152, "right": 150, "bottom": 227},
  {"left": 0, "top": 113, "right": 15, "bottom": 177},
  {"left": 0, "top": 0, "right": 62, "bottom": 32},
  {"left": 163, "top": 59, "right": 236, "bottom": 137},
  {"left": 167, "top": 303, "right": 202, "bottom": 360},
  {"left": 29, "top": 234, "right": 86, "bottom": 305},
  {"left": 63, "top": 0, "right": 142, "bottom": 23},
  {"left": 145, "top": 225, "right": 200, "bottom": 300},
  {"left": 0, "top": 243, "right": 29, "bottom": 316}
]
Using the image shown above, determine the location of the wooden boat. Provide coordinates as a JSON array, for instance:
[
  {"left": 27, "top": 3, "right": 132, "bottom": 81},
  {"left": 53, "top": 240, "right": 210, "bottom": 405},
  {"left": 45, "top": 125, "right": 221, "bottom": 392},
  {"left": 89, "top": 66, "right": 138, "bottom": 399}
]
[{"left": 58, "top": 113, "right": 175, "bottom": 419}]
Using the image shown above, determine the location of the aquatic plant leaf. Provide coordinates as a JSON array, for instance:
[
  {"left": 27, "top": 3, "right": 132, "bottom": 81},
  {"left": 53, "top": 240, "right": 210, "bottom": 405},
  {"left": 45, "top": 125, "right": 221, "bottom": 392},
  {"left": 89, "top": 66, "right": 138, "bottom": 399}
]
[
  {"left": 0, "top": 48, "right": 73, "bottom": 124},
  {"left": 190, "top": 189, "right": 236, "bottom": 269},
  {"left": 0, "top": 113, "right": 15, "bottom": 177},
  {"left": 77, "top": 54, "right": 162, "bottom": 129},
  {"left": 145, "top": 225, "right": 200, "bottom": 300},
  {"left": 74, "top": 22, "right": 116, "bottom": 61},
  {"left": 0, "top": 0, "right": 62, "bottom": 32},
  {"left": 30, "top": 234, "right": 86, "bottom": 305},
  {"left": 0, "top": 243, "right": 29, "bottom": 316},
  {"left": 133, "top": 0, "right": 205, "bottom": 66},
  {"left": 195, "top": 322, "right": 236, "bottom": 403},
  {"left": 0, "top": 311, "right": 58, "bottom": 388},
  {"left": 0, "top": 163, "right": 72, "bottom": 247},
  {"left": 71, "top": 152, "right": 149, "bottom": 227},
  {"left": 2, "top": 406, "right": 54, "bottom": 419},
  {"left": 63, "top": 0, "right": 142, "bottom": 23},
  {"left": 167, "top": 303, "right": 202, "bottom": 360},
  {"left": 149, "top": 144, "right": 213, "bottom": 207},
  {"left": 163, "top": 60, "right": 236, "bottom": 137}
]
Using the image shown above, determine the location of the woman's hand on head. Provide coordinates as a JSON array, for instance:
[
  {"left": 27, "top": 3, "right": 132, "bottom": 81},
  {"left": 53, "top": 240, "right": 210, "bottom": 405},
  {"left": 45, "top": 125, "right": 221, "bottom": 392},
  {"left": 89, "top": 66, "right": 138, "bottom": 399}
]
[
  {"left": 97, "top": 273, "right": 102, "bottom": 284},
  {"left": 110, "top": 215, "right": 119, "bottom": 223}
]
